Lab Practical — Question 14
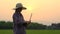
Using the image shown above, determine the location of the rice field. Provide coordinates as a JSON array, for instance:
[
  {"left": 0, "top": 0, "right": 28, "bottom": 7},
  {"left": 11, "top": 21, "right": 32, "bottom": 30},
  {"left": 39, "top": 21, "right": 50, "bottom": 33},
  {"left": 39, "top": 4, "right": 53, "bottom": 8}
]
[{"left": 0, "top": 29, "right": 60, "bottom": 34}]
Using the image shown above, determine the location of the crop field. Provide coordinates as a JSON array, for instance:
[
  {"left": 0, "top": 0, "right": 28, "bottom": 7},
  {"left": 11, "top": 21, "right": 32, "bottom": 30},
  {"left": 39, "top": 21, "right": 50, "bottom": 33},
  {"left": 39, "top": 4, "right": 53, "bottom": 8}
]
[{"left": 0, "top": 30, "right": 60, "bottom": 34}]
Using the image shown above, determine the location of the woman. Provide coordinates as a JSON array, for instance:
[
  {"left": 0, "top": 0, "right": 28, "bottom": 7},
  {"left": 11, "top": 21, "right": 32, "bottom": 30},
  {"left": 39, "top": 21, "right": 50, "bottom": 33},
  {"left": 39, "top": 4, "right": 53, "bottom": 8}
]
[{"left": 13, "top": 3, "right": 31, "bottom": 34}]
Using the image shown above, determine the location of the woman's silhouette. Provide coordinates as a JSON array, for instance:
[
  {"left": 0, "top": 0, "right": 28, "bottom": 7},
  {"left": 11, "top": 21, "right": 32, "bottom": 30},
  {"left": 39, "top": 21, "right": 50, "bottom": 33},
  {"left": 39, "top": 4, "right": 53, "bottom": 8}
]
[{"left": 13, "top": 3, "right": 31, "bottom": 34}]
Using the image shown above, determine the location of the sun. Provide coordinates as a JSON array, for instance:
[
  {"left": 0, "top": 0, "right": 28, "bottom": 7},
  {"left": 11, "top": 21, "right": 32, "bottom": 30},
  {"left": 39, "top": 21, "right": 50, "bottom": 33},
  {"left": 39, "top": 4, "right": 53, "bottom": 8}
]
[{"left": 26, "top": 6, "right": 33, "bottom": 11}]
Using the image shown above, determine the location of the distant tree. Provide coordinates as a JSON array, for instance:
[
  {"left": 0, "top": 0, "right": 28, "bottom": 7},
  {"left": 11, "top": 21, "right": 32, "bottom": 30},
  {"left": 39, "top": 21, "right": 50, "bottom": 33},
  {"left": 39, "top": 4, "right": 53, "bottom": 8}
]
[
  {"left": 0, "top": 21, "right": 13, "bottom": 29},
  {"left": 0, "top": 21, "right": 60, "bottom": 30},
  {"left": 27, "top": 23, "right": 47, "bottom": 29}
]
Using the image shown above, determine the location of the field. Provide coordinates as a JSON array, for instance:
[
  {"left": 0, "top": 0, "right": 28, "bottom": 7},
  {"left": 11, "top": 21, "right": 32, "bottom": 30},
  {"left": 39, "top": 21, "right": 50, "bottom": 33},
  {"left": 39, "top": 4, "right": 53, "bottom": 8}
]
[{"left": 0, "top": 30, "right": 60, "bottom": 34}]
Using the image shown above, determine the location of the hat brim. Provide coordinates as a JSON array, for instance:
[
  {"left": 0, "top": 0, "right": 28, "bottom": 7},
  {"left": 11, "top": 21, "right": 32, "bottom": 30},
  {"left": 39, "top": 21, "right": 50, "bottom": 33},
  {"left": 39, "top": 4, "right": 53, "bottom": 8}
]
[{"left": 13, "top": 7, "right": 26, "bottom": 10}]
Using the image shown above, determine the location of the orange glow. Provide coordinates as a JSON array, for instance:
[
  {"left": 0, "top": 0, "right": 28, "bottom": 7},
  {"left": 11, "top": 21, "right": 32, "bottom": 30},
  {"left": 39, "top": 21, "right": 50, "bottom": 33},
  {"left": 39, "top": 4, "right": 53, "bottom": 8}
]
[{"left": 0, "top": 0, "right": 60, "bottom": 25}]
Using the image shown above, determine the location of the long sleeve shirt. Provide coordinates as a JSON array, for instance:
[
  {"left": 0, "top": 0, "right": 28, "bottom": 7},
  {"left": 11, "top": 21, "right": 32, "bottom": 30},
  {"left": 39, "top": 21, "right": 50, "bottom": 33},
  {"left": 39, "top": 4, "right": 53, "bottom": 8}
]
[{"left": 13, "top": 12, "right": 26, "bottom": 34}]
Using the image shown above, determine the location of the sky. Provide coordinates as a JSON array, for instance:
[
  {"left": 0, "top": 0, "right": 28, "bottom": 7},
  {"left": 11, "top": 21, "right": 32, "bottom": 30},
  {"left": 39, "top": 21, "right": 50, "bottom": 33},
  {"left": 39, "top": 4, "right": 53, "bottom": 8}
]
[{"left": 0, "top": 0, "right": 60, "bottom": 25}]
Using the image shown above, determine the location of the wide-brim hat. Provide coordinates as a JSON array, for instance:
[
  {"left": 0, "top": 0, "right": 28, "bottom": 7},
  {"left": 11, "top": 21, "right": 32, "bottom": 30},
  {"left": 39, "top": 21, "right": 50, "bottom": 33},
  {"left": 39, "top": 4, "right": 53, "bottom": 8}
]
[{"left": 13, "top": 3, "right": 26, "bottom": 10}]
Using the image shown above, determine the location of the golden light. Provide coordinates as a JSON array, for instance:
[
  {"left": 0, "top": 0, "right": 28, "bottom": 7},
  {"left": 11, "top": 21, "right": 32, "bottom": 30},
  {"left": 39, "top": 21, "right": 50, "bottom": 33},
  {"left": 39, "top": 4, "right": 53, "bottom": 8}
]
[{"left": 26, "top": 6, "right": 33, "bottom": 11}]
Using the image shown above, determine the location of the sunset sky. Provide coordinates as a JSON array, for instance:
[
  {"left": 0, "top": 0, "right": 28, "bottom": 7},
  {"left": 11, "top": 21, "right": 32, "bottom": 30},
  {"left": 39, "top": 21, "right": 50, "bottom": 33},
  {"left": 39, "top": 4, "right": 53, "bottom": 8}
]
[{"left": 0, "top": 0, "right": 60, "bottom": 25}]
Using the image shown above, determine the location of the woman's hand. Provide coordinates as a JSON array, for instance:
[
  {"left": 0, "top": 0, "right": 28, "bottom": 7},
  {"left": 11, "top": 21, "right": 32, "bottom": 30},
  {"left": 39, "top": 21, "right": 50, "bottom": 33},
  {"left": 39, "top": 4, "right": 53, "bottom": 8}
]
[{"left": 25, "top": 21, "right": 31, "bottom": 24}]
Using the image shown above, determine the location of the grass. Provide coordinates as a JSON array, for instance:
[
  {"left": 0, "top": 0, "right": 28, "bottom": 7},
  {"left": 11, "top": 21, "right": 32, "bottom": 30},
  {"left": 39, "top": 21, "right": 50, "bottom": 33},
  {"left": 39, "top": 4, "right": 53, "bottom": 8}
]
[{"left": 0, "top": 29, "right": 60, "bottom": 34}]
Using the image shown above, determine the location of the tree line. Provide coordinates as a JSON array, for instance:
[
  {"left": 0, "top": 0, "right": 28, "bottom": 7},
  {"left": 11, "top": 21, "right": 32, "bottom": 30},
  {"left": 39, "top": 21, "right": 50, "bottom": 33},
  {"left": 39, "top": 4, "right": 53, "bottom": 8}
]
[{"left": 0, "top": 21, "right": 60, "bottom": 30}]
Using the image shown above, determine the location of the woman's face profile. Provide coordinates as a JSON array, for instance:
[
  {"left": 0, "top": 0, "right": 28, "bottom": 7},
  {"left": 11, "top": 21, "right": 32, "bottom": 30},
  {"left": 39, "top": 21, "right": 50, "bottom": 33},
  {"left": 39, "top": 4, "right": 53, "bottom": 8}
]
[{"left": 16, "top": 8, "right": 22, "bottom": 12}]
